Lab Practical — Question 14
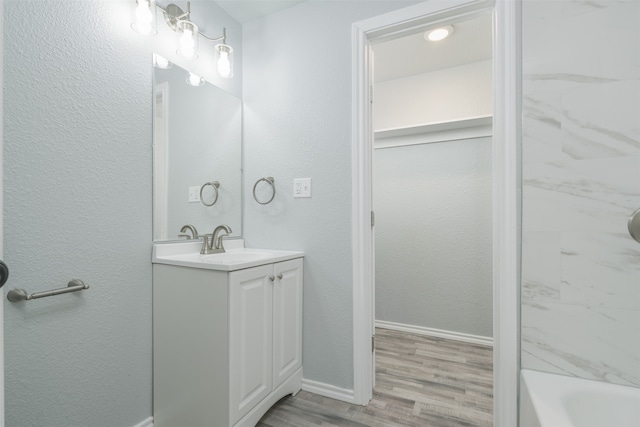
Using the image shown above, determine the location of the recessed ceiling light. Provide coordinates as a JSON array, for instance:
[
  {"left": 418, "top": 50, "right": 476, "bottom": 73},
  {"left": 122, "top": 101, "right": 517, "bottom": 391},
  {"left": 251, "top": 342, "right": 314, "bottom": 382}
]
[{"left": 425, "top": 25, "right": 454, "bottom": 42}]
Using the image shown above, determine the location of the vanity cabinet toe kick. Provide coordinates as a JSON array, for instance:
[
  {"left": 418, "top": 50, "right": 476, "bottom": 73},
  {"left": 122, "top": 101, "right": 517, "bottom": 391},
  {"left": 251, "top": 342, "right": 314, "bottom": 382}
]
[{"left": 153, "top": 257, "right": 304, "bottom": 427}]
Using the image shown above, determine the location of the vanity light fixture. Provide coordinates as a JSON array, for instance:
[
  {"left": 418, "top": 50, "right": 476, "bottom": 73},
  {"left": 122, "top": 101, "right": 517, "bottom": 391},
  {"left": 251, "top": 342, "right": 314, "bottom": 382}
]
[
  {"left": 186, "top": 72, "right": 205, "bottom": 87},
  {"left": 132, "top": 0, "right": 157, "bottom": 36},
  {"left": 131, "top": 1, "right": 234, "bottom": 78},
  {"left": 215, "top": 40, "right": 233, "bottom": 78},
  {"left": 424, "top": 25, "right": 454, "bottom": 42},
  {"left": 177, "top": 19, "right": 198, "bottom": 59}
]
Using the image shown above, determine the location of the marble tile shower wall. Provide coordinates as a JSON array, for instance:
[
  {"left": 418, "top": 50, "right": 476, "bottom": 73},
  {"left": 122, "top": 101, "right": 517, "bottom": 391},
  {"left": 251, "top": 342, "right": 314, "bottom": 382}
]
[{"left": 521, "top": 0, "right": 640, "bottom": 387}]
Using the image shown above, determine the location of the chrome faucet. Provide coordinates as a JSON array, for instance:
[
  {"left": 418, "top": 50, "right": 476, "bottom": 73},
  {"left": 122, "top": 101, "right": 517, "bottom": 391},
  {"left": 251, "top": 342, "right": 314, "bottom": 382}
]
[
  {"left": 178, "top": 224, "right": 199, "bottom": 240},
  {"left": 208, "top": 225, "right": 232, "bottom": 254}
]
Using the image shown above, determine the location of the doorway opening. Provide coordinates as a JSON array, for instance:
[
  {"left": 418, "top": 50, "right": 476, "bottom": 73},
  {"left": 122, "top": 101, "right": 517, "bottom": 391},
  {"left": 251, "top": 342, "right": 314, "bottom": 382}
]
[
  {"left": 372, "top": 10, "right": 493, "bottom": 345},
  {"left": 370, "top": 11, "right": 494, "bottom": 424},
  {"left": 351, "top": 1, "right": 521, "bottom": 426}
]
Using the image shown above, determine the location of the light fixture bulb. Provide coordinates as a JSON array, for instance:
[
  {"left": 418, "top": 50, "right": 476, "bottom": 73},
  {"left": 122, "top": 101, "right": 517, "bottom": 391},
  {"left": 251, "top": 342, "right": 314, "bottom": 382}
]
[
  {"left": 177, "top": 21, "right": 198, "bottom": 59},
  {"left": 215, "top": 44, "right": 234, "bottom": 79},
  {"left": 425, "top": 25, "right": 454, "bottom": 42},
  {"left": 218, "top": 51, "right": 231, "bottom": 78},
  {"left": 132, "top": 0, "right": 156, "bottom": 36},
  {"left": 180, "top": 28, "right": 195, "bottom": 58},
  {"left": 187, "top": 73, "right": 204, "bottom": 86}
]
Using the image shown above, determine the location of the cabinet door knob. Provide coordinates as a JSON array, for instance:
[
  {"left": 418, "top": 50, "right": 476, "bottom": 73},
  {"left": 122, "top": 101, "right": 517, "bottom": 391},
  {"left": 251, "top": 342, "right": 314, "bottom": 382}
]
[
  {"left": 269, "top": 276, "right": 275, "bottom": 282},
  {"left": 277, "top": 274, "right": 283, "bottom": 280}
]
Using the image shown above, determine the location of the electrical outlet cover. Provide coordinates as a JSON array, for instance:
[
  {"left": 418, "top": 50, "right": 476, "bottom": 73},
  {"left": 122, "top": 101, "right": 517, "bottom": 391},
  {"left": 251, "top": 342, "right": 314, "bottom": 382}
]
[
  {"left": 293, "top": 178, "right": 311, "bottom": 198},
  {"left": 188, "top": 186, "right": 200, "bottom": 202}
]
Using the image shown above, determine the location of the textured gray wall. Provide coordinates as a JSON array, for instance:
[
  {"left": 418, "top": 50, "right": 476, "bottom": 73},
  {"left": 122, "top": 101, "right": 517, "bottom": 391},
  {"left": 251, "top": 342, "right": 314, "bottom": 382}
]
[
  {"left": 0, "top": 3, "right": 4, "bottom": 422},
  {"left": 3, "top": 1, "right": 152, "bottom": 426},
  {"left": 374, "top": 137, "right": 493, "bottom": 337},
  {"left": 3, "top": 0, "right": 241, "bottom": 425},
  {"left": 242, "top": 0, "right": 420, "bottom": 391}
]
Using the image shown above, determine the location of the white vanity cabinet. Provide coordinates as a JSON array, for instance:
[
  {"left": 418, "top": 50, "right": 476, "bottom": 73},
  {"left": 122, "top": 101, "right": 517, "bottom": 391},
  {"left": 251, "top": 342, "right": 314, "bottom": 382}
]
[{"left": 153, "top": 257, "right": 303, "bottom": 427}]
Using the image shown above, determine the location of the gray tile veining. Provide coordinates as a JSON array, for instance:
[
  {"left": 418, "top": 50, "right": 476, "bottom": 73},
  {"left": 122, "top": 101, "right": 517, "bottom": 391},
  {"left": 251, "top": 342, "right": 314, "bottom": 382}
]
[{"left": 521, "top": 0, "right": 640, "bottom": 388}]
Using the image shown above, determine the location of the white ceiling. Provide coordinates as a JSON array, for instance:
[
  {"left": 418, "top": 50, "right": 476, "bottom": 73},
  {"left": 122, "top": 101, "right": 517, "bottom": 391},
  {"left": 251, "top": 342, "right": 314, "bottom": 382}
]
[
  {"left": 372, "top": 13, "right": 493, "bottom": 83},
  {"left": 215, "top": 0, "right": 308, "bottom": 24},
  {"left": 211, "top": 2, "right": 491, "bottom": 82}
]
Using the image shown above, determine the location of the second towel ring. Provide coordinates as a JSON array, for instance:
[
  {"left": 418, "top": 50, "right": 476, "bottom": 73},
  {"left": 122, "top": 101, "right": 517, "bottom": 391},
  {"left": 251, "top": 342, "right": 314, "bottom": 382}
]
[
  {"left": 253, "top": 177, "right": 276, "bottom": 205},
  {"left": 200, "top": 181, "right": 220, "bottom": 207}
]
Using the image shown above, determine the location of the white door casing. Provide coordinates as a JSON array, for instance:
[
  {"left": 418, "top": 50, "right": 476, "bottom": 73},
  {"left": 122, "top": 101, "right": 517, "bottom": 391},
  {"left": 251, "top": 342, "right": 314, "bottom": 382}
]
[{"left": 352, "top": 1, "right": 520, "bottom": 426}]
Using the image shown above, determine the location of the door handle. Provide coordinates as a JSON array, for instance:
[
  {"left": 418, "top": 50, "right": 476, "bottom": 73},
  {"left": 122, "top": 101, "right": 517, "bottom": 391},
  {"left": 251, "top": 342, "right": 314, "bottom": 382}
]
[
  {"left": 629, "top": 208, "right": 640, "bottom": 244},
  {"left": 0, "top": 260, "right": 9, "bottom": 288}
]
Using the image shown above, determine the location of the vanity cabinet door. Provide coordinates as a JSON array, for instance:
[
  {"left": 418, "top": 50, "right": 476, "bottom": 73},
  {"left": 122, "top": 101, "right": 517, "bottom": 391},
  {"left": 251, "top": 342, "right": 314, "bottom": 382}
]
[
  {"left": 272, "top": 258, "right": 303, "bottom": 389},
  {"left": 229, "top": 264, "right": 274, "bottom": 425}
]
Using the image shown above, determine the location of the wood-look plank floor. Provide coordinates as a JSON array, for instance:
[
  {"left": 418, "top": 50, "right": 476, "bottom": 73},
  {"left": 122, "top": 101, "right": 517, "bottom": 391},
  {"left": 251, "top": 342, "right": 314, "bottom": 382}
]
[{"left": 257, "top": 328, "right": 493, "bottom": 427}]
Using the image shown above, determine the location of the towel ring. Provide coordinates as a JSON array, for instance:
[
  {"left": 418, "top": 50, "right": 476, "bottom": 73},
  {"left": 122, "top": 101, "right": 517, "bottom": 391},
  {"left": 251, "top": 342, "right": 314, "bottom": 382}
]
[
  {"left": 200, "top": 181, "right": 220, "bottom": 207},
  {"left": 253, "top": 177, "right": 275, "bottom": 205}
]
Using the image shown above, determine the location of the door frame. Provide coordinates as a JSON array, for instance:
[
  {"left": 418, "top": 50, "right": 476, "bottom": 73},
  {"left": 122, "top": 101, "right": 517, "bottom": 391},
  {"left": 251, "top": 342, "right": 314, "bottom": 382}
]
[
  {"left": 153, "top": 82, "right": 170, "bottom": 241},
  {"left": 351, "top": 1, "right": 521, "bottom": 426}
]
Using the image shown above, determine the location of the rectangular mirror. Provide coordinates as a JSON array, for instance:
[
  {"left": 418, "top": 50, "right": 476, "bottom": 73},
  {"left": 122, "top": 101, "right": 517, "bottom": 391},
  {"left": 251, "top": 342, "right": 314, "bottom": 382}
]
[{"left": 153, "top": 60, "right": 242, "bottom": 241}]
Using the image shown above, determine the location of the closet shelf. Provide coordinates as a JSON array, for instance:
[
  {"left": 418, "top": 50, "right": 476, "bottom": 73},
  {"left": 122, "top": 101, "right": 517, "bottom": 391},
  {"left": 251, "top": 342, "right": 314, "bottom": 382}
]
[
  {"left": 375, "top": 115, "right": 492, "bottom": 140},
  {"left": 374, "top": 115, "right": 493, "bottom": 150}
]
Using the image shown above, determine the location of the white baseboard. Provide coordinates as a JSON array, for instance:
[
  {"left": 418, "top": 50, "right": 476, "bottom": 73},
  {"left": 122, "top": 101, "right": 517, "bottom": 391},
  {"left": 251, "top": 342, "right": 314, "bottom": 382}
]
[
  {"left": 375, "top": 320, "right": 493, "bottom": 347},
  {"left": 302, "top": 378, "right": 355, "bottom": 404},
  {"left": 132, "top": 416, "right": 153, "bottom": 427}
]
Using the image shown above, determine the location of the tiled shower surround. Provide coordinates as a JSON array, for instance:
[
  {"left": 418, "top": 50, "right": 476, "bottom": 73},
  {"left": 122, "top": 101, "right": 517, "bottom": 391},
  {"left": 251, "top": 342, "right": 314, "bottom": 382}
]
[{"left": 521, "top": 0, "right": 640, "bottom": 387}]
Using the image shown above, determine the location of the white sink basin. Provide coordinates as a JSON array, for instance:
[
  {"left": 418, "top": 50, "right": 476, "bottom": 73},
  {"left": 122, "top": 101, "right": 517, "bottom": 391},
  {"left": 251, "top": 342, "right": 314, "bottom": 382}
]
[{"left": 152, "top": 242, "right": 303, "bottom": 271}]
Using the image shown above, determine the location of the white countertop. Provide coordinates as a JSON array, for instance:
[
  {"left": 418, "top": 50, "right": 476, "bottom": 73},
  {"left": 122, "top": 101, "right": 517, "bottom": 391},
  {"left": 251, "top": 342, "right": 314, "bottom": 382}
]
[{"left": 152, "top": 240, "right": 304, "bottom": 271}]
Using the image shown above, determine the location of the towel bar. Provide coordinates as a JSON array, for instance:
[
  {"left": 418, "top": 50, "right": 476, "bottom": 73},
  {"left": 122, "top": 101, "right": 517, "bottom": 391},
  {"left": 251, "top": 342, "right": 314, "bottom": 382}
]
[{"left": 7, "top": 279, "right": 89, "bottom": 302}]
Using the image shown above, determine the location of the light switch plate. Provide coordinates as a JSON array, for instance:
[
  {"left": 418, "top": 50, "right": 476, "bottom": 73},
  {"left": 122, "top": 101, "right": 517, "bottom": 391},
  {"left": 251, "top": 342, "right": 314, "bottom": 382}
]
[
  {"left": 293, "top": 178, "right": 311, "bottom": 198},
  {"left": 188, "top": 186, "right": 200, "bottom": 202}
]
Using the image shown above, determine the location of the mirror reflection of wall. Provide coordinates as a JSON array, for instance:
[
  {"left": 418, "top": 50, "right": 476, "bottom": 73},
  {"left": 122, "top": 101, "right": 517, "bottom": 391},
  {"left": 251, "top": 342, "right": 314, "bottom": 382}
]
[{"left": 153, "top": 60, "right": 242, "bottom": 241}]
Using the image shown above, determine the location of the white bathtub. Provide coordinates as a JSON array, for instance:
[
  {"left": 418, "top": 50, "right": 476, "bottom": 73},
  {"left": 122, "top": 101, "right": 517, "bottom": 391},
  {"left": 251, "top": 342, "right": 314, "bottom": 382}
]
[{"left": 520, "top": 369, "right": 640, "bottom": 427}]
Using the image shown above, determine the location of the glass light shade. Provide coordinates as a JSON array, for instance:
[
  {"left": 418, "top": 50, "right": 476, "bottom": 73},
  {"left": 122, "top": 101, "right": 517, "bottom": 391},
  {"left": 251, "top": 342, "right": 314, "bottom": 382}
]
[
  {"left": 131, "top": 0, "right": 157, "bottom": 36},
  {"left": 153, "top": 54, "right": 172, "bottom": 69},
  {"left": 187, "top": 73, "right": 205, "bottom": 87},
  {"left": 215, "top": 44, "right": 234, "bottom": 79},
  {"left": 177, "top": 21, "right": 198, "bottom": 59}
]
